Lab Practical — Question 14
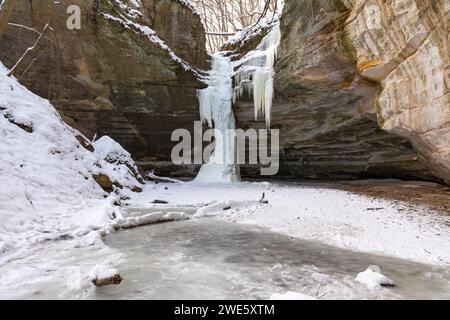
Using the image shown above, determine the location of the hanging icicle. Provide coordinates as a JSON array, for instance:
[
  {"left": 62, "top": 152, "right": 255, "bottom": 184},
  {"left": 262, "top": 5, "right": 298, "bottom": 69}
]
[{"left": 232, "top": 23, "right": 281, "bottom": 129}]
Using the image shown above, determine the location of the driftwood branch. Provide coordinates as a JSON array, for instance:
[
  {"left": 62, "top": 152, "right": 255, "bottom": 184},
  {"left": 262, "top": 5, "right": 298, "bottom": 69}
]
[{"left": 92, "top": 274, "right": 122, "bottom": 287}]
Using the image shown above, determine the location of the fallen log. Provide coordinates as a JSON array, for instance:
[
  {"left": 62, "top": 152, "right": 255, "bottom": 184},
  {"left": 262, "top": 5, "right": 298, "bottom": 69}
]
[{"left": 92, "top": 274, "right": 122, "bottom": 287}]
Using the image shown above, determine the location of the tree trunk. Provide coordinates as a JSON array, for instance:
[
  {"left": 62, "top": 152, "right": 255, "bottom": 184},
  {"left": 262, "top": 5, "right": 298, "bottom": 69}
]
[{"left": 0, "top": 0, "right": 17, "bottom": 40}]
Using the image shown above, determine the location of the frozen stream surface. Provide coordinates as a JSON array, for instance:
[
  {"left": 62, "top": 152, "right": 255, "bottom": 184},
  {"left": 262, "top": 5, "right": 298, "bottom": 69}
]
[{"left": 96, "top": 218, "right": 450, "bottom": 300}]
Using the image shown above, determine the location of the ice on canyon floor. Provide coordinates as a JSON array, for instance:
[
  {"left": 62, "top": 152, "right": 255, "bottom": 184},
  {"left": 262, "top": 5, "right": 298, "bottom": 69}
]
[
  {"left": 1, "top": 181, "right": 450, "bottom": 299},
  {"left": 74, "top": 220, "right": 450, "bottom": 299},
  {"left": 9, "top": 218, "right": 445, "bottom": 300},
  {"left": 129, "top": 181, "right": 450, "bottom": 266}
]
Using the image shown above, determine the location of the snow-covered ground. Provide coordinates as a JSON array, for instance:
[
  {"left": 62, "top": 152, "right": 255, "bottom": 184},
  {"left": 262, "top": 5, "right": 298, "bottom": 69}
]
[{"left": 128, "top": 181, "right": 450, "bottom": 267}]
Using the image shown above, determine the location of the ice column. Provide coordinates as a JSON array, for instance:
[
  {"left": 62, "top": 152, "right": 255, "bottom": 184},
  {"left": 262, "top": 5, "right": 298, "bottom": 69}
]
[{"left": 194, "top": 54, "right": 241, "bottom": 183}]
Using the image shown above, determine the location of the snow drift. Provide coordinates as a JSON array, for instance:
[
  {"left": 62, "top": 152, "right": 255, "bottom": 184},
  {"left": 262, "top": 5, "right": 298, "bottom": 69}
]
[{"left": 0, "top": 62, "right": 141, "bottom": 262}]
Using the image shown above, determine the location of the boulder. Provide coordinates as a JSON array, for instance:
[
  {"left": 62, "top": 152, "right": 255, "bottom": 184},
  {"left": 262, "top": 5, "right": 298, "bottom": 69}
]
[{"left": 91, "top": 135, "right": 144, "bottom": 192}]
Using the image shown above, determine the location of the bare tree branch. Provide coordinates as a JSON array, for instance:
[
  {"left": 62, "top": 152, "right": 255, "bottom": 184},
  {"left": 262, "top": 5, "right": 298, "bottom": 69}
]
[
  {"left": 7, "top": 23, "right": 50, "bottom": 77},
  {"left": 192, "top": 0, "right": 279, "bottom": 52},
  {"left": 7, "top": 22, "right": 56, "bottom": 45}
]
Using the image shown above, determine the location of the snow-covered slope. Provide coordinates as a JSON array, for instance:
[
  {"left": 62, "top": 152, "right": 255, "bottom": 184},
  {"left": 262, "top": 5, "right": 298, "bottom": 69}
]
[{"left": 0, "top": 63, "right": 140, "bottom": 263}]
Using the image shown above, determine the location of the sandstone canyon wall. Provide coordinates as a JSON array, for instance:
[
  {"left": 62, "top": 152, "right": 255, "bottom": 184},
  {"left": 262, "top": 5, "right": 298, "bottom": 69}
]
[
  {"left": 345, "top": 0, "right": 449, "bottom": 184},
  {"left": 232, "top": 0, "right": 449, "bottom": 184},
  {"left": 0, "top": 0, "right": 207, "bottom": 176}
]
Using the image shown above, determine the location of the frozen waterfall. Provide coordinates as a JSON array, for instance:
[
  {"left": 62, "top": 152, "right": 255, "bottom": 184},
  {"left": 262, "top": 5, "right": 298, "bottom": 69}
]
[
  {"left": 194, "top": 23, "right": 281, "bottom": 184},
  {"left": 194, "top": 54, "right": 241, "bottom": 183}
]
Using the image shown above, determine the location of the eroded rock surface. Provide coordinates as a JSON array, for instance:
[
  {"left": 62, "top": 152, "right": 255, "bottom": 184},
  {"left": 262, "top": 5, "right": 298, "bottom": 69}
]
[
  {"left": 0, "top": 0, "right": 207, "bottom": 175},
  {"left": 232, "top": 0, "right": 448, "bottom": 183},
  {"left": 345, "top": 0, "right": 450, "bottom": 184}
]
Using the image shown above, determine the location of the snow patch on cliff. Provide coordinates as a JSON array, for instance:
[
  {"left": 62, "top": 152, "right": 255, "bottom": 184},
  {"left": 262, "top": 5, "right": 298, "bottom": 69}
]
[{"left": 101, "top": 3, "right": 206, "bottom": 81}]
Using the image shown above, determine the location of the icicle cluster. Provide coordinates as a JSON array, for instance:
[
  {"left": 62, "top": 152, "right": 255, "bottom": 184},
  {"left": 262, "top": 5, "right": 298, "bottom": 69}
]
[{"left": 232, "top": 23, "right": 281, "bottom": 129}]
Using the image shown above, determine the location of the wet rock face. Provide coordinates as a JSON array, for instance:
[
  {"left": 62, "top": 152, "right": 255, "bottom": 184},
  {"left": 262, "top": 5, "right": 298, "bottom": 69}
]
[
  {"left": 233, "top": 0, "right": 447, "bottom": 182},
  {"left": 0, "top": 0, "right": 207, "bottom": 171}
]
